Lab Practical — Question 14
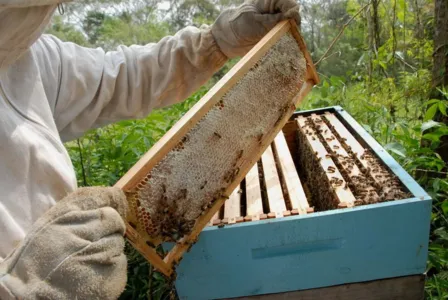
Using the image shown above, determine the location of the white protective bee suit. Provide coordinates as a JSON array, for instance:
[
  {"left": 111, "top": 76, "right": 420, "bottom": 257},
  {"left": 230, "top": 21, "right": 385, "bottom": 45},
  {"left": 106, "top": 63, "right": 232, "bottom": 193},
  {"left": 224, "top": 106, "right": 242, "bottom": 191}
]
[{"left": 0, "top": 0, "right": 301, "bottom": 298}]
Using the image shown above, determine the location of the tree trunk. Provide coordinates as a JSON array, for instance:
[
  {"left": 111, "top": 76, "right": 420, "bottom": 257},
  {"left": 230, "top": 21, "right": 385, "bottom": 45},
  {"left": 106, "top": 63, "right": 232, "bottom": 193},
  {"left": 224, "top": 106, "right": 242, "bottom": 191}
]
[
  {"left": 310, "top": 16, "right": 315, "bottom": 54},
  {"left": 432, "top": 0, "right": 448, "bottom": 163},
  {"left": 432, "top": 0, "right": 448, "bottom": 89},
  {"left": 372, "top": 0, "right": 381, "bottom": 52},
  {"left": 365, "top": 1, "right": 375, "bottom": 84}
]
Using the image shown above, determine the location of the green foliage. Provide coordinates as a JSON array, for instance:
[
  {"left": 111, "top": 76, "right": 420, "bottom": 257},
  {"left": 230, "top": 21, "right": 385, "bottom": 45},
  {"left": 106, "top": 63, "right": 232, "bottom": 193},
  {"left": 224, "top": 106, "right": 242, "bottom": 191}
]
[
  {"left": 46, "top": 16, "right": 89, "bottom": 46},
  {"left": 95, "top": 9, "right": 171, "bottom": 50},
  {"left": 168, "top": 0, "right": 243, "bottom": 30}
]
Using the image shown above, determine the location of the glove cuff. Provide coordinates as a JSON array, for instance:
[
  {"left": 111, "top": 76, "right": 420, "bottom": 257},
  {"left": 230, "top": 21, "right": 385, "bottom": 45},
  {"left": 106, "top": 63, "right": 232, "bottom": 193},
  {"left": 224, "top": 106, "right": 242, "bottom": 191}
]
[
  {"left": 0, "top": 274, "right": 20, "bottom": 300},
  {"left": 200, "top": 25, "right": 229, "bottom": 67},
  {"left": 211, "top": 8, "right": 242, "bottom": 59}
]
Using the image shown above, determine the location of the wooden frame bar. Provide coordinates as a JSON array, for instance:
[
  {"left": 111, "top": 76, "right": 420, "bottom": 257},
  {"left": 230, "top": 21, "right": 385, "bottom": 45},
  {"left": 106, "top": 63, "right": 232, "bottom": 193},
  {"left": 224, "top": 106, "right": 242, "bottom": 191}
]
[
  {"left": 209, "top": 130, "right": 314, "bottom": 225},
  {"left": 261, "top": 145, "right": 288, "bottom": 218},
  {"left": 209, "top": 210, "right": 220, "bottom": 226},
  {"left": 296, "top": 116, "right": 356, "bottom": 207},
  {"left": 114, "top": 20, "right": 318, "bottom": 277},
  {"left": 245, "top": 164, "right": 264, "bottom": 221},
  {"left": 223, "top": 188, "right": 243, "bottom": 224},
  {"left": 309, "top": 113, "right": 379, "bottom": 205},
  {"left": 273, "top": 131, "right": 310, "bottom": 215},
  {"left": 323, "top": 112, "right": 391, "bottom": 190}
]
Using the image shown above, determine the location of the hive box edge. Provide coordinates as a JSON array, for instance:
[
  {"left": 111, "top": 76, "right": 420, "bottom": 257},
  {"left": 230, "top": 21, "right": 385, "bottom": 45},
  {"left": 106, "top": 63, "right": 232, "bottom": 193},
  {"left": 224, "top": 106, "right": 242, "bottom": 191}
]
[{"left": 167, "top": 197, "right": 431, "bottom": 299}]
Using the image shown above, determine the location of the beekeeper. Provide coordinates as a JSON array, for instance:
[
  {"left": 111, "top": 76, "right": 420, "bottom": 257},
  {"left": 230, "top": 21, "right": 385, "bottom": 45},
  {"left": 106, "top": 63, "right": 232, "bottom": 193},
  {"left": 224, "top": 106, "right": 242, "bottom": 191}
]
[{"left": 0, "top": 0, "right": 301, "bottom": 298}]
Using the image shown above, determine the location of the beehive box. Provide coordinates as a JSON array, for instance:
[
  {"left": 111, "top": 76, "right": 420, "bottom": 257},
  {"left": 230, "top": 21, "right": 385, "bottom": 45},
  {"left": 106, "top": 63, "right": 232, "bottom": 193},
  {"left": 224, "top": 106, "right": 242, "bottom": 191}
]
[{"left": 164, "top": 106, "right": 432, "bottom": 300}]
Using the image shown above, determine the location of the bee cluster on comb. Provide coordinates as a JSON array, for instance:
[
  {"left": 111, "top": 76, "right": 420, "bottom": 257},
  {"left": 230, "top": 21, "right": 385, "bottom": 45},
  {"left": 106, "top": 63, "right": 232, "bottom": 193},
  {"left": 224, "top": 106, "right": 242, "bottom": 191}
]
[
  {"left": 295, "top": 113, "right": 410, "bottom": 210},
  {"left": 207, "top": 111, "right": 411, "bottom": 228}
]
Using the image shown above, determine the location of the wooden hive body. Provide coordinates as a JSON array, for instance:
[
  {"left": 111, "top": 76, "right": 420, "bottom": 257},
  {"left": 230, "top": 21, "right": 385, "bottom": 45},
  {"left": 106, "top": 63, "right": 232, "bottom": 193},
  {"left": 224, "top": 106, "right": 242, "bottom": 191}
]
[
  {"left": 114, "top": 20, "right": 319, "bottom": 276},
  {"left": 165, "top": 106, "right": 432, "bottom": 300}
]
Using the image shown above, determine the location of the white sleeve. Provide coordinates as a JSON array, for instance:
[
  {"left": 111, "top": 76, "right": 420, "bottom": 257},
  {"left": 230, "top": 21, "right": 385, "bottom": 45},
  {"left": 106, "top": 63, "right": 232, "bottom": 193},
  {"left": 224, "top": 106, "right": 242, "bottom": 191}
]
[{"left": 33, "top": 26, "right": 228, "bottom": 142}]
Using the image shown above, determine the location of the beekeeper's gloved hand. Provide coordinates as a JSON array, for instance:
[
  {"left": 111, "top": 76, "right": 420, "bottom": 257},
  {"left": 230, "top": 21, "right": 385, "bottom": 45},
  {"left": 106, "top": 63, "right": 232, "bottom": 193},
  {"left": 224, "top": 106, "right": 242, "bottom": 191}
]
[
  {"left": 211, "top": 0, "right": 301, "bottom": 59},
  {"left": 0, "top": 187, "right": 128, "bottom": 300}
]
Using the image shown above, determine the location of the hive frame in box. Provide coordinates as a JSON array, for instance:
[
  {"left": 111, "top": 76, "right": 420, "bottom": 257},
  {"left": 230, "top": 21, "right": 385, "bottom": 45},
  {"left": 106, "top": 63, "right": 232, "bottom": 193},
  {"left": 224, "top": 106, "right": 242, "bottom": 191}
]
[
  {"left": 167, "top": 106, "right": 432, "bottom": 300},
  {"left": 114, "top": 19, "right": 319, "bottom": 277}
]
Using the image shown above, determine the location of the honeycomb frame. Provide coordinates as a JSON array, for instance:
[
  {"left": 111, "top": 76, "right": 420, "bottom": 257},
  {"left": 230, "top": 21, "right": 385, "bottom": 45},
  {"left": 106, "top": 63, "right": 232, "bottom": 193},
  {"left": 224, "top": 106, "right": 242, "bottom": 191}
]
[{"left": 114, "top": 20, "right": 319, "bottom": 277}]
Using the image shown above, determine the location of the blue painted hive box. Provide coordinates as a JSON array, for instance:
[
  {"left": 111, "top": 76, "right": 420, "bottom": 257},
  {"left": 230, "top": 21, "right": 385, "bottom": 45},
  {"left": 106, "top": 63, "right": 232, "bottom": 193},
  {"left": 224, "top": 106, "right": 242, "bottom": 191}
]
[{"left": 164, "top": 106, "right": 432, "bottom": 300}]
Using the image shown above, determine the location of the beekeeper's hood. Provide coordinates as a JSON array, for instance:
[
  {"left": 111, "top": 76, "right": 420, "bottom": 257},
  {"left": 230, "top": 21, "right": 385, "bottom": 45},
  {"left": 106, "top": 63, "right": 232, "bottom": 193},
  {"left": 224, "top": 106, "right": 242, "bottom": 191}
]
[{"left": 0, "top": 0, "right": 72, "bottom": 70}]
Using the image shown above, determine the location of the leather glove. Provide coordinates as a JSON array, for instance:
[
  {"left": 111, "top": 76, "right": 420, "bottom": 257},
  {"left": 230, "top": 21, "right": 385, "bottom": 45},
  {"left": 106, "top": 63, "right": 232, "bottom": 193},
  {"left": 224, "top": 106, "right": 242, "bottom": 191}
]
[
  {"left": 0, "top": 187, "right": 128, "bottom": 300},
  {"left": 211, "top": 0, "right": 301, "bottom": 59}
]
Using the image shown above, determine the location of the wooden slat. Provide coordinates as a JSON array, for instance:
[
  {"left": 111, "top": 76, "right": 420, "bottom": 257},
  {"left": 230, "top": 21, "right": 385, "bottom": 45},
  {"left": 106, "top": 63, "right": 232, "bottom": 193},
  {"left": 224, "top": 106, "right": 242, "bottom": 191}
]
[
  {"left": 273, "top": 131, "right": 309, "bottom": 214},
  {"left": 310, "top": 114, "right": 379, "bottom": 205},
  {"left": 245, "top": 163, "right": 264, "bottom": 221},
  {"left": 324, "top": 112, "right": 386, "bottom": 188},
  {"left": 261, "top": 145, "right": 287, "bottom": 218},
  {"left": 282, "top": 121, "right": 298, "bottom": 155},
  {"left": 208, "top": 211, "right": 220, "bottom": 226},
  {"left": 296, "top": 116, "right": 356, "bottom": 206},
  {"left": 223, "top": 188, "right": 243, "bottom": 224},
  {"left": 324, "top": 112, "right": 367, "bottom": 163}
]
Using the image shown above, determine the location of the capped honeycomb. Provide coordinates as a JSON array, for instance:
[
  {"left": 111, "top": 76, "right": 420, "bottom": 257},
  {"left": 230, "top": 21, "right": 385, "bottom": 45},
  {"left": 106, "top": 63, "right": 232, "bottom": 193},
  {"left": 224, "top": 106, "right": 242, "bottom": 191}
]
[{"left": 125, "top": 32, "right": 307, "bottom": 245}]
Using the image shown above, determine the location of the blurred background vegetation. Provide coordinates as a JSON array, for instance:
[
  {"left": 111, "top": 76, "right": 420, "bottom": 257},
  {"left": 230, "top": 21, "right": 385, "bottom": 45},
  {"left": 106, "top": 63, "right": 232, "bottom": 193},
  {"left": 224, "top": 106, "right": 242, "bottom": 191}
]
[{"left": 46, "top": 0, "right": 448, "bottom": 298}]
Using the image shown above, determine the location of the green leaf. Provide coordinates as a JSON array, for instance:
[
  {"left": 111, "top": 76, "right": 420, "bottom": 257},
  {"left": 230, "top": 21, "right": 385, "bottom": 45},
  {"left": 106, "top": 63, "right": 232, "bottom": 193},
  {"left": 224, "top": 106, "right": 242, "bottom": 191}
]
[
  {"left": 426, "top": 99, "right": 441, "bottom": 106},
  {"left": 434, "top": 227, "right": 448, "bottom": 241},
  {"left": 384, "top": 142, "right": 406, "bottom": 157},
  {"left": 438, "top": 271, "right": 448, "bottom": 281},
  {"left": 330, "top": 76, "right": 344, "bottom": 86},
  {"left": 442, "top": 201, "right": 448, "bottom": 215},
  {"left": 312, "top": 99, "right": 331, "bottom": 108},
  {"left": 356, "top": 53, "right": 365, "bottom": 66},
  {"left": 439, "top": 102, "right": 448, "bottom": 116},
  {"left": 423, "top": 126, "right": 448, "bottom": 142},
  {"left": 320, "top": 81, "right": 329, "bottom": 98},
  {"left": 425, "top": 103, "right": 439, "bottom": 121},
  {"left": 398, "top": 122, "right": 410, "bottom": 136},
  {"left": 433, "top": 178, "right": 441, "bottom": 192},
  {"left": 437, "top": 87, "right": 448, "bottom": 99},
  {"left": 422, "top": 120, "right": 441, "bottom": 132},
  {"left": 441, "top": 180, "right": 448, "bottom": 189}
]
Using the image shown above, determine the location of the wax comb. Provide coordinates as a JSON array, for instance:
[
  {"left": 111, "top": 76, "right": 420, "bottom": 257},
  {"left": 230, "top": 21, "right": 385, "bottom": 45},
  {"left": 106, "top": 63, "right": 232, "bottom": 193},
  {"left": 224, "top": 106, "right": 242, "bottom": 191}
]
[{"left": 114, "top": 20, "right": 319, "bottom": 276}]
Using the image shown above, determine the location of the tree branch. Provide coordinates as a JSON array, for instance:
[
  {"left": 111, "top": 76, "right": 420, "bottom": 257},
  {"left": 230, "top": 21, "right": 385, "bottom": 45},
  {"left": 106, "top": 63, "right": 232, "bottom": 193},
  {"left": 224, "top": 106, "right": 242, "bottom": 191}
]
[{"left": 316, "top": 1, "right": 372, "bottom": 66}]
